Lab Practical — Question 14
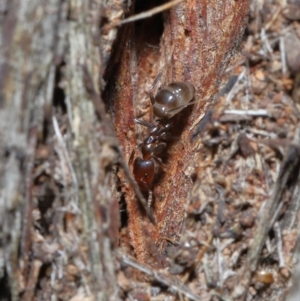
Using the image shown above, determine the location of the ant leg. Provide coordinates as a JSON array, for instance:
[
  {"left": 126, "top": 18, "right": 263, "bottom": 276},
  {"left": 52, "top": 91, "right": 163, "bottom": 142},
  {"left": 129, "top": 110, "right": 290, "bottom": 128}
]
[
  {"left": 139, "top": 178, "right": 154, "bottom": 209},
  {"left": 134, "top": 118, "right": 155, "bottom": 128},
  {"left": 148, "top": 72, "right": 163, "bottom": 104},
  {"left": 152, "top": 155, "right": 167, "bottom": 171},
  {"left": 147, "top": 189, "right": 153, "bottom": 208}
]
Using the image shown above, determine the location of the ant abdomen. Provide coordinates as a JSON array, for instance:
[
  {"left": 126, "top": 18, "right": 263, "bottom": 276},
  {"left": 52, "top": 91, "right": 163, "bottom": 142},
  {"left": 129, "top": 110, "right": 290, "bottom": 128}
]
[{"left": 152, "top": 82, "right": 195, "bottom": 119}]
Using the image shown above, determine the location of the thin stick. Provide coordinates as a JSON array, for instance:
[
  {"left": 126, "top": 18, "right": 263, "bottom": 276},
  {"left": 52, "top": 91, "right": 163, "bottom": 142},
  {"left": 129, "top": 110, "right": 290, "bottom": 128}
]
[
  {"left": 117, "top": 0, "right": 183, "bottom": 26},
  {"left": 223, "top": 109, "right": 271, "bottom": 117},
  {"left": 119, "top": 253, "right": 202, "bottom": 301}
]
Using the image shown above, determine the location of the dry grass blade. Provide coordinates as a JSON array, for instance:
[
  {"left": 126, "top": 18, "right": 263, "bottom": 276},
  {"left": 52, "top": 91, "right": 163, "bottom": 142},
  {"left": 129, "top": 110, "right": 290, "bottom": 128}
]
[
  {"left": 119, "top": 253, "right": 202, "bottom": 301},
  {"left": 112, "top": 0, "right": 183, "bottom": 26}
]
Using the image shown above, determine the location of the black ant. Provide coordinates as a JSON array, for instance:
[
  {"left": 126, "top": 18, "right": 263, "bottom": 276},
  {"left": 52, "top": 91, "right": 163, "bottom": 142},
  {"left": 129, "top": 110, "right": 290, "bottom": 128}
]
[{"left": 133, "top": 80, "right": 195, "bottom": 215}]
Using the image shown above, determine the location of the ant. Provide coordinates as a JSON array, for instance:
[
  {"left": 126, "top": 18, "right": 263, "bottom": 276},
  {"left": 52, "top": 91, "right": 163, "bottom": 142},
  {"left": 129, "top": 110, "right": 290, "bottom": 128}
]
[{"left": 133, "top": 80, "right": 195, "bottom": 215}]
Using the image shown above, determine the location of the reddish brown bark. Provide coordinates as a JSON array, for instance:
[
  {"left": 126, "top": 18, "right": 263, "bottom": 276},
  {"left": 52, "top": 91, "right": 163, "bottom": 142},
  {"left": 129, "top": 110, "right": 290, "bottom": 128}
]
[{"left": 109, "top": 0, "right": 251, "bottom": 262}]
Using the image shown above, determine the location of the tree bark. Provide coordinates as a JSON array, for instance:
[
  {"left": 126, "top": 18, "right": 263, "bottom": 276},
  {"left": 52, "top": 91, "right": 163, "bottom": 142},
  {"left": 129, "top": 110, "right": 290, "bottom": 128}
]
[{"left": 107, "top": 0, "right": 251, "bottom": 262}]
